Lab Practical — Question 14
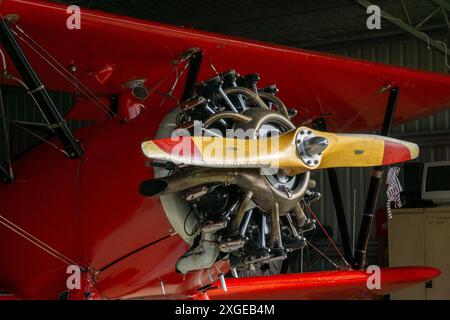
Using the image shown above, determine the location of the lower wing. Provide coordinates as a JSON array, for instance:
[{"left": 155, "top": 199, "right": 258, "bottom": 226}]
[{"left": 201, "top": 267, "right": 440, "bottom": 300}]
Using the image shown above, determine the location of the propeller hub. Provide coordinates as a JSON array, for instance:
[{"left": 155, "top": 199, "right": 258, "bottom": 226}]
[
  {"left": 304, "top": 136, "right": 329, "bottom": 156},
  {"left": 295, "top": 128, "right": 327, "bottom": 168}
]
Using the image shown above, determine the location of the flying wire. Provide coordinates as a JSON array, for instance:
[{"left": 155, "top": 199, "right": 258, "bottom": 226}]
[
  {"left": 0, "top": 214, "right": 86, "bottom": 271},
  {"left": 0, "top": 51, "right": 67, "bottom": 157},
  {"left": 11, "top": 22, "right": 112, "bottom": 108},
  {"left": 10, "top": 28, "right": 113, "bottom": 118},
  {"left": 158, "top": 58, "right": 191, "bottom": 106},
  {"left": 0, "top": 113, "right": 69, "bottom": 157},
  {"left": 305, "top": 240, "right": 339, "bottom": 270},
  {"left": 304, "top": 203, "right": 350, "bottom": 268}
]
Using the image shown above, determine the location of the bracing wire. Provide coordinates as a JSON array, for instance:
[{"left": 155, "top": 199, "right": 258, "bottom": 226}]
[
  {"left": 305, "top": 240, "right": 339, "bottom": 270},
  {"left": 10, "top": 22, "right": 201, "bottom": 118},
  {"left": 304, "top": 203, "right": 350, "bottom": 268},
  {"left": 0, "top": 21, "right": 196, "bottom": 165},
  {"left": 0, "top": 214, "right": 86, "bottom": 271},
  {"left": 158, "top": 58, "right": 191, "bottom": 106},
  {"left": 142, "top": 49, "right": 195, "bottom": 107},
  {"left": 10, "top": 29, "right": 113, "bottom": 118},
  {"left": 0, "top": 113, "right": 69, "bottom": 157},
  {"left": 10, "top": 22, "right": 113, "bottom": 114},
  {"left": 9, "top": 75, "right": 51, "bottom": 125},
  {"left": 0, "top": 53, "right": 69, "bottom": 158}
]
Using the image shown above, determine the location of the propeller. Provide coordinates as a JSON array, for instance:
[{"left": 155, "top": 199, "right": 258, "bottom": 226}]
[{"left": 141, "top": 127, "right": 418, "bottom": 173}]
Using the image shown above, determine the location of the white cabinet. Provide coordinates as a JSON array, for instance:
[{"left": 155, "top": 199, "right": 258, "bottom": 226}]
[{"left": 389, "top": 207, "right": 450, "bottom": 300}]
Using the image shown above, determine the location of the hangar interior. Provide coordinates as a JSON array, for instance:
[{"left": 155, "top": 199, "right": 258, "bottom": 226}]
[{"left": 1, "top": 0, "right": 450, "bottom": 299}]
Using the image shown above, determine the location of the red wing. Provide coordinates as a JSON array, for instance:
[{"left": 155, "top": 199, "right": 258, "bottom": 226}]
[
  {"left": 1, "top": 0, "right": 450, "bottom": 131},
  {"left": 203, "top": 267, "right": 440, "bottom": 300}
]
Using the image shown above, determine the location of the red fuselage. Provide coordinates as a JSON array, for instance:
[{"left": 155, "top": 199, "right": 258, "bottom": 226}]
[{"left": 0, "top": 105, "right": 227, "bottom": 299}]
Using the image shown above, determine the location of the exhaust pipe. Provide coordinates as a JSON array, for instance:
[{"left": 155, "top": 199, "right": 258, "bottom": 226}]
[
  {"left": 139, "top": 169, "right": 238, "bottom": 197},
  {"left": 139, "top": 179, "right": 168, "bottom": 197},
  {"left": 140, "top": 167, "right": 310, "bottom": 213}
]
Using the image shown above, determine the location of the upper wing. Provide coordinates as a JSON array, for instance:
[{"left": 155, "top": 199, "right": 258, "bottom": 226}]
[
  {"left": 1, "top": 0, "right": 450, "bottom": 131},
  {"left": 203, "top": 267, "right": 440, "bottom": 300}
]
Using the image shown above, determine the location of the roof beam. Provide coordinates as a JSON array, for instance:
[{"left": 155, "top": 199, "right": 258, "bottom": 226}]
[
  {"left": 400, "top": 0, "right": 412, "bottom": 25},
  {"left": 415, "top": 6, "right": 441, "bottom": 29},
  {"left": 355, "top": 0, "right": 450, "bottom": 56},
  {"left": 432, "top": 0, "right": 450, "bottom": 11},
  {"left": 442, "top": 7, "right": 450, "bottom": 30}
]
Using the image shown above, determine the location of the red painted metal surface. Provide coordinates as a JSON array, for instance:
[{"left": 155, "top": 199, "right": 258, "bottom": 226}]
[
  {"left": 117, "top": 91, "right": 145, "bottom": 122},
  {"left": 66, "top": 96, "right": 110, "bottom": 121},
  {"left": 382, "top": 140, "right": 412, "bottom": 165},
  {"left": 0, "top": 293, "right": 18, "bottom": 300},
  {"left": 0, "top": 0, "right": 448, "bottom": 299},
  {"left": 0, "top": 108, "right": 174, "bottom": 298},
  {"left": 206, "top": 267, "right": 441, "bottom": 300},
  {"left": 95, "top": 236, "right": 230, "bottom": 300},
  {"left": 1, "top": 0, "right": 450, "bottom": 132}
]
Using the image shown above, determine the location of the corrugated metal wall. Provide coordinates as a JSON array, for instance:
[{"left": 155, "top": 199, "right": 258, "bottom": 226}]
[
  {"left": 1, "top": 33, "right": 450, "bottom": 269},
  {"left": 308, "top": 34, "right": 450, "bottom": 267}
]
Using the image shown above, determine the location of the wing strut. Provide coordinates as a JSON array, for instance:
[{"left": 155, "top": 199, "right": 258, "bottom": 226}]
[
  {"left": 353, "top": 86, "right": 400, "bottom": 269},
  {"left": 0, "top": 18, "right": 83, "bottom": 159},
  {"left": 180, "top": 48, "right": 202, "bottom": 102},
  {"left": 313, "top": 118, "right": 354, "bottom": 264}
]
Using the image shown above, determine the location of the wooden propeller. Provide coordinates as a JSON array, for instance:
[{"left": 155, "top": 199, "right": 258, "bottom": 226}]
[{"left": 141, "top": 127, "right": 419, "bottom": 173}]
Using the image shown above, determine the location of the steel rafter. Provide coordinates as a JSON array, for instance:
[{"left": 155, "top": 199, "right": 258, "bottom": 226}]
[{"left": 355, "top": 0, "right": 450, "bottom": 56}]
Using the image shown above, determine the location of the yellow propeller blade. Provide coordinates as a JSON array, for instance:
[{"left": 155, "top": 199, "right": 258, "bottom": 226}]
[
  {"left": 141, "top": 127, "right": 419, "bottom": 172},
  {"left": 314, "top": 132, "right": 419, "bottom": 169}
]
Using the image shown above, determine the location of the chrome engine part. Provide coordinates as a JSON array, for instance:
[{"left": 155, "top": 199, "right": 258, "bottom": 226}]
[{"left": 149, "top": 69, "right": 319, "bottom": 275}]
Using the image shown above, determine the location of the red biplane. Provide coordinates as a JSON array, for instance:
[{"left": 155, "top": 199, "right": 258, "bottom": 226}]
[{"left": 0, "top": 0, "right": 447, "bottom": 300}]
